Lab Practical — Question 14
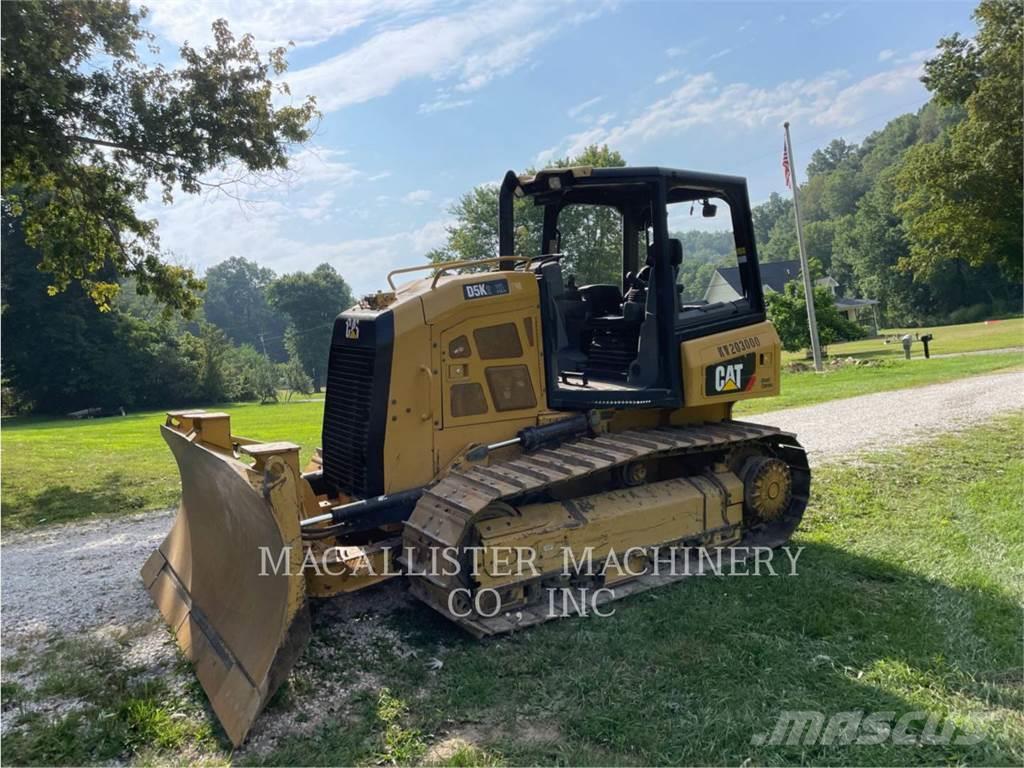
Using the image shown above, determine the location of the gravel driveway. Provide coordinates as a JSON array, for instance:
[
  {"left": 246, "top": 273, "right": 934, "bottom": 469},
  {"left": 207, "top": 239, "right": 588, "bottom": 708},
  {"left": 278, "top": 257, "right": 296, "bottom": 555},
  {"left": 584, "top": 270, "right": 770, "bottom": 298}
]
[{"left": 3, "top": 369, "right": 1022, "bottom": 646}]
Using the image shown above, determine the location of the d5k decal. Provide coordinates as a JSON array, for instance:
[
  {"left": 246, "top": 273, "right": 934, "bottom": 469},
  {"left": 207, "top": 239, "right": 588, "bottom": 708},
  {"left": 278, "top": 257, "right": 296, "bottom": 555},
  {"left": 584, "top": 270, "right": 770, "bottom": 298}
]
[{"left": 705, "top": 353, "right": 757, "bottom": 396}]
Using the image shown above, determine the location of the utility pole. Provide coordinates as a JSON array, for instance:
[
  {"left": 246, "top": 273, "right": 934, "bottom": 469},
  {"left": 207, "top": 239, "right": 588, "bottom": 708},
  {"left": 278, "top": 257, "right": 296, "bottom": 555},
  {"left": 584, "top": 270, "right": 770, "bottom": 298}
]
[{"left": 783, "top": 121, "right": 823, "bottom": 372}]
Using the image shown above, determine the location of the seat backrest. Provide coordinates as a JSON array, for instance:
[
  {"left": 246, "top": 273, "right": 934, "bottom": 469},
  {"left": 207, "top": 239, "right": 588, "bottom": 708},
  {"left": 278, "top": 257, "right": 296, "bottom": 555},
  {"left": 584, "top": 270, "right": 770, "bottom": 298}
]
[
  {"left": 668, "top": 238, "right": 683, "bottom": 268},
  {"left": 540, "top": 261, "right": 570, "bottom": 351},
  {"left": 579, "top": 284, "right": 622, "bottom": 317}
]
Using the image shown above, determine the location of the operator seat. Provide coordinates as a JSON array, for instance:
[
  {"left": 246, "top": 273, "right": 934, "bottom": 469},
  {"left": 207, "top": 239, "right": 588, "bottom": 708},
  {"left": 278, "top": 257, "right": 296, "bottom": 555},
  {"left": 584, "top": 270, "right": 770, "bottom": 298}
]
[
  {"left": 625, "top": 240, "right": 681, "bottom": 387},
  {"left": 538, "top": 261, "right": 587, "bottom": 373}
]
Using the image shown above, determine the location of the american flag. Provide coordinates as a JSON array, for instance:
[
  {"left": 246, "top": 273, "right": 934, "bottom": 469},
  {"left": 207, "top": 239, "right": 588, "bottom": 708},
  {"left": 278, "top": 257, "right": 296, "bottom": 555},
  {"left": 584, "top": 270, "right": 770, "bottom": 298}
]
[{"left": 782, "top": 141, "right": 791, "bottom": 189}]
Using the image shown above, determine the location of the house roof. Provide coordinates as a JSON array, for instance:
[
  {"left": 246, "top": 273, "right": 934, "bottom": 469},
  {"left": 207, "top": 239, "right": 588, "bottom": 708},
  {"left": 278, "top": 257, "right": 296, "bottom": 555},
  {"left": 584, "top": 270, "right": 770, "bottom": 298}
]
[
  {"left": 716, "top": 259, "right": 801, "bottom": 295},
  {"left": 711, "top": 260, "right": 878, "bottom": 307},
  {"left": 835, "top": 297, "right": 878, "bottom": 309}
]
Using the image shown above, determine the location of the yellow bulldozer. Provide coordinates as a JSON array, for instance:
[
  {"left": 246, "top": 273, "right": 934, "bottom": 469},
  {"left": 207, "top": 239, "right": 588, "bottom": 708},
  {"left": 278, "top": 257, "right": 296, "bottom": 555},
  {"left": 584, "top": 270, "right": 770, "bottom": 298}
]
[{"left": 142, "top": 166, "right": 810, "bottom": 745}]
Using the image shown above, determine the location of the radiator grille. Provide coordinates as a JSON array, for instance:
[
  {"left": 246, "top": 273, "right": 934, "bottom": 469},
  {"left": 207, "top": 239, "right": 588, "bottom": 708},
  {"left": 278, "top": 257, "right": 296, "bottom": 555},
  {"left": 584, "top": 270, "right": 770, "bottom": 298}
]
[{"left": 322, "top": 341, "right": 377, "bottom": 497}]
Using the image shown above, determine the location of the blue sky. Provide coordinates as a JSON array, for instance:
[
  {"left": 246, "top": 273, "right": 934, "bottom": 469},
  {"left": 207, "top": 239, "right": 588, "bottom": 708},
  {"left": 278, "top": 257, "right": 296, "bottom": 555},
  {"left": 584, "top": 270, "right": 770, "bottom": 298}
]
[{"left": 138, "top": 1, "right": 977, "bottom": 296}]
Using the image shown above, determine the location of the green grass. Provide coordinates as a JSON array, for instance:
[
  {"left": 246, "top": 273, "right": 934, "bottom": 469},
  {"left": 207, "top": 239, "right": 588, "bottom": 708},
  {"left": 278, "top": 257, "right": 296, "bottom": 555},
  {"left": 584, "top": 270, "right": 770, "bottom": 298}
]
[
  {"left": 1, "top": 628, "right": 222, "bottom": 766},
  {"left": 736, "top": 351, "right": 1022, "bottom": 416},
  {"left": 785, "top": 316, "right": 1024, "bottom": 363},
  {"left": 248, "top": 416, "right": 1023, "bottom": 766},
  {"left": 1, "top": 398, "right": 327, "bottom": 529}
]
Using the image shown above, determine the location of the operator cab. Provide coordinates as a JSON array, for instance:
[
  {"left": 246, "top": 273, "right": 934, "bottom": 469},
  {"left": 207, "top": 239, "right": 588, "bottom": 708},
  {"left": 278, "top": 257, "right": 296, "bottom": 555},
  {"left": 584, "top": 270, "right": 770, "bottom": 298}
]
[{"left": 499, "top": 166, "right": 766, "bottom": 409}]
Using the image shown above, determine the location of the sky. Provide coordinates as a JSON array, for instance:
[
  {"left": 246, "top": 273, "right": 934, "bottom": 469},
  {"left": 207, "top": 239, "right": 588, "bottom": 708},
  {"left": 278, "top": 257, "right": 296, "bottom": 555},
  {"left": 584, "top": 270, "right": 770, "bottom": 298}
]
[{"left": 138, "top": 0, "right": 978, "bottom": 296}]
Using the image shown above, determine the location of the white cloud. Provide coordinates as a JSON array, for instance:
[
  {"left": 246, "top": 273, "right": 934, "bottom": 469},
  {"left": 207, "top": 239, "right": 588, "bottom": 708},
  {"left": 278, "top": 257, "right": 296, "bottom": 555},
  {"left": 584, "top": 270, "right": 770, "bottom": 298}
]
[
  {"left": 655, "top": 69, "right": 682, "bottom": 85},
  {"left": 709, "top": 48, "right": 732, "bottom": 61},
  {"left": 284, "top": 1, "right": 610, "bottom": 113},
  {"left": 536, "top": 60, "right": 928, "bottom": 159},
  {"left": 285, "top": 147, "right": 362, "bottom": 186},
  {"left": 419, "top": 91, "right": 473, "bottom": 114},
  {"left": 403, "top": 189, "right": 433, "bottom": 204},
  {"left": 454, "top": 28, "right": 552, "bottom": 92},
  {"left": 367, "top": 171, "right": 392, "bottom": 182},
  {"left": 811, "top": 8, "right": 847, "bottom": 26},
  {"left": 811, "top": 62, "right": 926, "bottom": 128},
  {"left": 146, "top": 0, "right": 434, "bottom": 49},
  {"left": 737, "top": 19, "right": 751, "bottom": 32},
  {"left": 776, "top": 14, "right": 787, "bottom": 23},
  {"left": 567, "top": 95, "right": 604, "bottom": 119},
  {"left": 666, "top": 39, "right": 704, "bottom": 58},
  {"left": 535, "top": 113, "right": 616, "bottom": 166},
  {"left": 142, "top": 180, "right": 449, "bottom": 294},
  {"left": 894, "top": 49, "right": 933, "bottom": 64},
  {"left": 878, "top": 49, "right": 895, "bottom": 62}
]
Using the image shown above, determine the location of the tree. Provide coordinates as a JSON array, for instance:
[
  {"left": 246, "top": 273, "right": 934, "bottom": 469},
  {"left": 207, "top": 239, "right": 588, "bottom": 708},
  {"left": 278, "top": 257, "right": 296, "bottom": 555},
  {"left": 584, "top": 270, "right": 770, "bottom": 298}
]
[
  {"left": 429, "top": 145, "right": 627, "bottom": 283},
  {"left": 894, "top": 0, "right": 1023, "bottom": 283},
  {"left": 765, "top": 281, "right": 865, "bottom": 354},
  {"left": 267, "top": 264, "right": 353, "bottom": 391},
  {"left": 224, "top": 344, "right": 279, "bottom": 403},
  {"left": 831, "top": 169, "right": 930, "bottom": 325},
  {"left": 1, "top": 1, "right": 318, "bottom": 313},
  {"left": 806, "top": 138, "right": 858, "bottom": 178},
  {"left": 751, "top": 192, "right": 791, "bottom": 247},
  {"left": 281, "top": 357, "right": 313, "bottom": 401},
  {"left": 1, "top": 214, "right": 223, "bottom": 411},
  {"left": 203, "top": 257, "right": 287, "bottom": 361}
]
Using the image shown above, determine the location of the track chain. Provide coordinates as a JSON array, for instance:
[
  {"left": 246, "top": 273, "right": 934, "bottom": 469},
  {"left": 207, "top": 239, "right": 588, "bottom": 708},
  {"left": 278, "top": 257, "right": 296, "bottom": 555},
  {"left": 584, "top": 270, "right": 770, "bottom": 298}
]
[{"left": 402, "top": 419, "right": 809, "bottom": 635}]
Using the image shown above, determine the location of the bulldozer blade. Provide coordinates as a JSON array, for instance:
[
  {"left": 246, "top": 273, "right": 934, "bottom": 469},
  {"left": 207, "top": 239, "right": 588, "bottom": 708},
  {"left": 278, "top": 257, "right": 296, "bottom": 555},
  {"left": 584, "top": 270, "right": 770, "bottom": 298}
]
[{"left": 141, "top": 422, "right": 311, "bottom": 746}]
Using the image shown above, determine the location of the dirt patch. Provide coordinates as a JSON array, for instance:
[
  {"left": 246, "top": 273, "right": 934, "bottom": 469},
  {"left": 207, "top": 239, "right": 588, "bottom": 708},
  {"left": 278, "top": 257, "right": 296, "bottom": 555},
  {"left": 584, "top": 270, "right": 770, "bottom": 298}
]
[
  {"left": 237, "top": 579, "right": 422, "bottom": 758},
  {"left": 425, "top": 719, "right": 561, "bottom": 762}
]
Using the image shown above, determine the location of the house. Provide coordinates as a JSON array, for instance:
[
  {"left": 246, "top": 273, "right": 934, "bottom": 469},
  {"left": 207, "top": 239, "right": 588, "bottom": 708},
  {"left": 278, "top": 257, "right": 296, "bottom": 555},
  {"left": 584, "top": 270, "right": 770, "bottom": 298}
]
[
  {"left": 703, "top": 260, "right": 802, "bottom": 303},
  {"left": 704, "top": 259, "right": 878, "bottom": 330},
  {"left": 814, "top": 274, "right": 879, "bottom": 329}
]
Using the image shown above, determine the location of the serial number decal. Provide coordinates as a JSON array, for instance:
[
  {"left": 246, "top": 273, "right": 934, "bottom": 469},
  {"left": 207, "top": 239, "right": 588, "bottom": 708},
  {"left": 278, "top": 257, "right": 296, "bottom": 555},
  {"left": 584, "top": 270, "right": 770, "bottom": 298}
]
[
  {"left": 463, "top": 279, "right": 510, "bottom": 300},
  {"left": 705, "top": 353, "right": 757, "bottom": 397},
  {"left": 716, "top": 336, "right": 761, "bottom": 359}
]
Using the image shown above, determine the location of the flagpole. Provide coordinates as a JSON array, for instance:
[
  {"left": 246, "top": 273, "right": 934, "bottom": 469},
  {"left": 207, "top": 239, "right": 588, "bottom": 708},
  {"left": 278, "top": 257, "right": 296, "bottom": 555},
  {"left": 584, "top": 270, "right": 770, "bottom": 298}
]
[{"left": 783, "top": 121, "right": 823, "bottom": 372}]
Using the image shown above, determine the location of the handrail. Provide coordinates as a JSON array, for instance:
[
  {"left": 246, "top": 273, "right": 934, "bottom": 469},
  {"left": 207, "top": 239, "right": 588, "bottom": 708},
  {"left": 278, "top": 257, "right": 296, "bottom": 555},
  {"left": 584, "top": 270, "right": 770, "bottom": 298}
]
[
  {"left": 386, "top": 257, "right": 507, "bottom": 291},
  {"left": 430, "top": 257, "right": 509, "bottom": 289},
  {"left": 384, "top": 254, "right": 561, "bottom": 291}
]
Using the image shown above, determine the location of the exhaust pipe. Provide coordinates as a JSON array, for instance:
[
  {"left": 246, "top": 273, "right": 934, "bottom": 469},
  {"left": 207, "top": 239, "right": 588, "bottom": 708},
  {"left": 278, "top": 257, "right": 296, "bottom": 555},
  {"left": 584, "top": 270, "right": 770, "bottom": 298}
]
[{"left": 498, "top": 169, "right": 519, "bottom": 270}]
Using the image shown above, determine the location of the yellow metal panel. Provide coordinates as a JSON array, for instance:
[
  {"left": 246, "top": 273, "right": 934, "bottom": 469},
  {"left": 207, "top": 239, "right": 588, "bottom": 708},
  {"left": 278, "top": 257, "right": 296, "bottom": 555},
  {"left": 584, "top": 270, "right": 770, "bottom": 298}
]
[
  {"left": 679, "top": 321, "right": 781, "bottom": 408},
  {"left": 438, "top": 307, "right": 544, "bottom": 429},
  {"left": 420, "top": 271, "right": 540, "bottom": 325},
  {"left": 472, "top": 477, "right": 723, "bottom": 588},
  {"left": 381, "top": 299, "right": 436, "bottom": 493}
]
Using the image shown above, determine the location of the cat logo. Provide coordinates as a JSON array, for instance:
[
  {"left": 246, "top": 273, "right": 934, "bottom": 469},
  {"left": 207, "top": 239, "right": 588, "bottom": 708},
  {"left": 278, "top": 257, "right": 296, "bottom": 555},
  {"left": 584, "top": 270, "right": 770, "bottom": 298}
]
[
  {"left": 705, "top": 353, "right": 756, "bottom": 396},
  {"left": 344, "top": 317, "right": 360, "bottom": 340},
  {"left": 715, "top": 362, "right": 744, "bottom": 392}
]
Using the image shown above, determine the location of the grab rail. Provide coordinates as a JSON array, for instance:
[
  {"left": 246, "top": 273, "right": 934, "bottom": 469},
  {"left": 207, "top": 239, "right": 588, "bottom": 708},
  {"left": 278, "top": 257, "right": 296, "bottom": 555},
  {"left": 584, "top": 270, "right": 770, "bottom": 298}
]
[
  {"left": 385, "top": 257, "right": 506, "bottom": 291},
  {"left": 384, "top": 254, "right": 565, "bottom": 291}
]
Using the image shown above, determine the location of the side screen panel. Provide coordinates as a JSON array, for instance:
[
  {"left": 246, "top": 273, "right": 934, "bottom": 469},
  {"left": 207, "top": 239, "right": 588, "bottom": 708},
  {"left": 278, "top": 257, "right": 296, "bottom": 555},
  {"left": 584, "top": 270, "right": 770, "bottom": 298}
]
[{"left": 679, "top": 321, "right": 780, "bottom": 407}]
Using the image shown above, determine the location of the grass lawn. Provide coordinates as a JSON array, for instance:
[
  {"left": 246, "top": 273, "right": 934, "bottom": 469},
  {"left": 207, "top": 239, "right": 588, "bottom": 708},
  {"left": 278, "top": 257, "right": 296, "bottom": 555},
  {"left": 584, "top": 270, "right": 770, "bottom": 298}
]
[
  {"left": 783, "top": 316, "right": 1024, "bottom": 364},
  {"left": 3, "top": 352, "right": 1021, "bottom": 529},
  {"left": 258, "top": 416, "right": 1024, "bottom": 766},
  {"left": 4, "top": 416, "right": 1020, "bottom": 765},
  {"left": 0, "top": 398, "right": 328, "bottom": 529},
  {"left": 735, "top": 351, "right": 1022, "bottom": 416}
]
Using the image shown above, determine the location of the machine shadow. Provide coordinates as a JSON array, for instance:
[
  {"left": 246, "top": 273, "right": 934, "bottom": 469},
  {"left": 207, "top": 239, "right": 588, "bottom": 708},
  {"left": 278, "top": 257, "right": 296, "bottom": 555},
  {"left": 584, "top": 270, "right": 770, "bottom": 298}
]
[
  {"left": 1, "top": 473, "right": 149, "bottom": 527},
  {"left": 288, "top": 539, "right": 1021, "bottom": 766}
]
